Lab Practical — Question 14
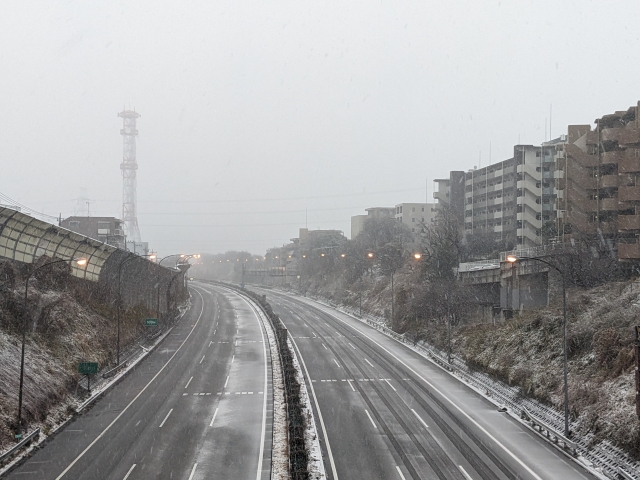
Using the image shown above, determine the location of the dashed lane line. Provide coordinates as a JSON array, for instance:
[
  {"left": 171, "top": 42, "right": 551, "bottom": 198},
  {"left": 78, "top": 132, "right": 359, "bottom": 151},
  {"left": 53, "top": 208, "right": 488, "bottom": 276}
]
[
  {"left": 122, "top": 464, "right": 136, "bottom": 480},
  {"left": 159, "top": 409, "right": 173, "bottom": 428},
  {"left": 188, "top": 463, "right": 198, "bottom": 480},
  {"left": 185, "top": 376, "right": 193, "bottom": 389},
  {"left": 365, "top": 409, "right": 377, "bottom": 429},
  {"left": 411, "top": 409, "right": 429, "bottom": 429},
  {"left": 396, "top": 466, "right": 407, "bottom": 480},
  {"left": 210, "top": 408, "right": 219, "bottom": 427},
  {"left": 458, "top": 465, "right": 473, "bottom": 480}
]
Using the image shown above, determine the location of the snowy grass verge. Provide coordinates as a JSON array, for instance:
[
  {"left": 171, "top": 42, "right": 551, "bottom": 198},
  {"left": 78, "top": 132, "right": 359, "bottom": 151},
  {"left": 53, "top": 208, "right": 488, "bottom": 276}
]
[{"left": 287, "top": 336, "right": 326, "bottom": 480}]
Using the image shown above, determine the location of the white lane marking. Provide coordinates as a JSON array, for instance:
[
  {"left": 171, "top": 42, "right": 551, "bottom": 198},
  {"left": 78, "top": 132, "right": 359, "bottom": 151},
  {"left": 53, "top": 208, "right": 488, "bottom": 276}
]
[
  {"left": 412, "top": 409, "right": 429, "bottom": 429},
  {"left": 232, "top": 354, "right": 235, "bottom": 364},
  {"left": 214, "top": 329, "right": 216, "bottom": 335},
  {"left": 308, "top": 300, "right": 545, "bottom": 480},
  {"left": 396, "top": 466, "right": 406, "bottom": 480},
  {"left": 122, "top": 464, "right": 136, "bottom": 480},
  {"left": 235, "top": 293, "right": 269, "bottom": 480},
  {"left": 55, "top": 289, "right": 206, "bottom": 479},
  {"left": 134, "top": 420, "right": 141, "bottom": 427},
  {"left": 290, "top": 335, "right": 339, "bottom": 480},
  {"left": 333, "top": 358, "right": 340, "bottom": 368},
  {"left": 322, "top": 343, "right": 327, "bottom": 350},
  {"left": 364, "top": 358, "right": 374, "bottom": 367},
  {"left": 224, "top": 375, "right": 229, "bottom": 388},
  {"left": 210, "top": 407, "right": 219, "bottom": 427},
  {"left": 384, "top": 379, "right": 397, "bottom": 392},
  {"left": 347, "top": 380, "right": 356, "bottom": 392},
  {"left": 188, "top": 463, "right": 198, "bottom": 480},
  {"left": 185, "top": 376, "right": 193, "bottom": 389},
  {"left": 209, "top": 340, "right": 213, "bottom": 347},
  {"left": 199, "top": 355, "right": 205, "bottom": 364},
  {"left": 348, "top": 342, "right": 356, "bottom": 349},
  {"left": 365, "top": 409, "right": 377, "bottom": 429},
  {"left": 312, "top": 331, "right": 317, "bottom": 337},
  {"left": 458, "top": 465, "right": 473, "bottom": 480},
  {"left": 159, "top": 408, "right": 173, "bottom": 428}
]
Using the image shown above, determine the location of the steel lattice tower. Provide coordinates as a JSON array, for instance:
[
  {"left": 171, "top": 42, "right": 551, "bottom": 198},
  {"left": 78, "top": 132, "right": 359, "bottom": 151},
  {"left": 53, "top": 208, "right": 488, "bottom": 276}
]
[{"left": 118, "top": 109, "right": 142, "bottom": 243}]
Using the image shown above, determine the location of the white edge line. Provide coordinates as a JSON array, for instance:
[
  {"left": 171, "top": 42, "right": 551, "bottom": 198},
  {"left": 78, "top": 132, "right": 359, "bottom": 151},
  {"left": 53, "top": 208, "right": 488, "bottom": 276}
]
[
  {"left": 122, "top": 464, "right": 136, "bottom": 480},
  {"left": 188, "top": 463, "right": 198, "bottom": 480},
  {"left": 411, "top": 409, "right": 429, "bottom": 429},
  {"left": 55, "top": 289, "right": 206, "bottom": 480},
  {"left": 458, "top": 465, "right": 473, "bottom": 480},
  {"left": 185, "top": 376, "right": 193, "bottom": 389},
  {"left": 365, "top": 409, "right": 377, "bottom": 429},
  {"left": 306, "top": 298, "right": 545, "bottom": 480},
  {"left": 224, "top": 375, "right": 229, "bottom": 388},
  {"left": 290, "top": 334, "right": 339, "bottom": 480},
  {"left": 210, "top": 407, "right": 219, "bottom": 427},
  {"left": 396, "top": 465, "right": 406, "bottom": 480},
  {"left": 159, "top": 408, "right": 173, "bottom": 428}
]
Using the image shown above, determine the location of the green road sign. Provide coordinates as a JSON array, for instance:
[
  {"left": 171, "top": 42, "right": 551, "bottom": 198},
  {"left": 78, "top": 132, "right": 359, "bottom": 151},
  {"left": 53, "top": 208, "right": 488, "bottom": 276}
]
[
  {"left": 78, "top": 362, "right": 98, "bottom": 375},
  {"left": 145, "top": 318, "right": 158, "bottom": 326}
]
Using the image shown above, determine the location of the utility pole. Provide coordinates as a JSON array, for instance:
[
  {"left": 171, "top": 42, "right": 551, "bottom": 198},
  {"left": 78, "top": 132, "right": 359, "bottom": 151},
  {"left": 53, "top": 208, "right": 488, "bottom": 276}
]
[{"left": 635, "top": 325, "right": 640, "bottom": 420}]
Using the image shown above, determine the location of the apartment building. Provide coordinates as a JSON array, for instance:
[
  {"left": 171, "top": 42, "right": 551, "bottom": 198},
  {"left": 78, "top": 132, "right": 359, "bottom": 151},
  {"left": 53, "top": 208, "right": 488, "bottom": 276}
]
[
  {"left": 394, "top": 203, "right": 438, "bottom": 233},
  {"left": 558, "top": 101, "right": 640, "bottom": 260},
  {"left": 433, "top": 171, "right": 465, "bottom": 222},
  {"left": 462, "top": 140, "right": 565, "bottom": 248},
  {"left": 350, "top": 206, "right": 395, "bottom": 239}
]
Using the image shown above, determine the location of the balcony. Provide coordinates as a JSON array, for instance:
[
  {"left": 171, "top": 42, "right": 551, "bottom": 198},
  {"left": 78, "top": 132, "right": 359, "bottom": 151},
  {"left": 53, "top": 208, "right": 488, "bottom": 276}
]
[
  {"left": 600, "top": 174, "right": 619, "bottom": 188},
  {"left": 602, "top": 150, "right": 624, "bottom": 165},
  {"left": 619, "top": 185, "right": 640, "bottom": 202},
  {"left": 565, "top": 143, "right": 598, "bottom": 167},
  {"left": 619, "top": 242, "right": 640, "bottom": 260},
  {"left": 554, "top": 169, "right": 565, "bottom": 179},
  {"left": 618, "top": 215, "right": 640, "bottom": 230},
  {"left": 600, "top": 197, "right": 618, "bottom": 211},
  {"left": 619, "top": 151, "right": 640, "bottom": 173},
  {"left": 618, "top": 128, "right": 640, "bottom": 146}
]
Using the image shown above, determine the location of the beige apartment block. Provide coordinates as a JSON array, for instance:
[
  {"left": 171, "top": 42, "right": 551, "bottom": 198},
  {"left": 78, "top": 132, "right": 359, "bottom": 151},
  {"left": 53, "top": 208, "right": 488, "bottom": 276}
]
[
  {"left": 350, "top": 207, "right": 395, "bottom": 239},
  {"left": 394, "top": 203, "right": 438, "bottom": 234}
]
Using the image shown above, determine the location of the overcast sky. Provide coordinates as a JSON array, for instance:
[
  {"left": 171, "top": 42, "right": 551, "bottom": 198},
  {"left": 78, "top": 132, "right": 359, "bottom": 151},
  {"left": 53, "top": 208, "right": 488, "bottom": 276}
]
[{"left": 1, "top": 0, "right": 639, "bottom": 256}]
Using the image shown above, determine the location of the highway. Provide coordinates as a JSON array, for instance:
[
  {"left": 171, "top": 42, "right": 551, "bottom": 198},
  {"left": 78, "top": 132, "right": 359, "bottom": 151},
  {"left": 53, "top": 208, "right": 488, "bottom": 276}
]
[
  {"left": 255, "top": 288, "right": 597, "bottom": 480},
  {"left": 8, "top": 282, "right": 273, "bottom": 480}
]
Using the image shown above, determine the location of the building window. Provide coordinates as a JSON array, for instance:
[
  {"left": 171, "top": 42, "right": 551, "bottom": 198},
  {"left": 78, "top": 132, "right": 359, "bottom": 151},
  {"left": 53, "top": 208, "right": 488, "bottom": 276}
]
[
  {"left": 69, "top": 221, "right": 80, "bottom": 230},
  {"left": 412, "top": 218, "right": 415, "bottom": 223},
  {"left": 412, "top": 207, "right": 415, "bottom": 212}
]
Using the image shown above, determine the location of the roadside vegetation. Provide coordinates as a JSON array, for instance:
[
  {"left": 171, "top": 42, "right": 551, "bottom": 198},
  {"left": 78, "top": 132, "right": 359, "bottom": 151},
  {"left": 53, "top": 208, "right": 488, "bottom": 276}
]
[{"left": 0, "top": 258, "right": 157, "bottom": 452}]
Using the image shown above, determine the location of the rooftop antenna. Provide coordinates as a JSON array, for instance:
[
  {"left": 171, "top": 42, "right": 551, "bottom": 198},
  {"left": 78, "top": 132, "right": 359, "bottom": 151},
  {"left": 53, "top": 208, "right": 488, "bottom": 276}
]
[{"left": 118, "top": 107, "right": 142, "bottom": 242}]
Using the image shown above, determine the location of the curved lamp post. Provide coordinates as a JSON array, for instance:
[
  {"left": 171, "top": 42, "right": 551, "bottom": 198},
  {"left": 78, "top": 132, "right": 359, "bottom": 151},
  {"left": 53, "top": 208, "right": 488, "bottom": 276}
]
[
  {"left": 116, "top": 253, "right": 156, "bottom": 366},
  {"left": 16, "top": 256, "right": 88, "bottom": 439},
  {"left": 506, "top": 253, "right": 570, "bottom": 437}
]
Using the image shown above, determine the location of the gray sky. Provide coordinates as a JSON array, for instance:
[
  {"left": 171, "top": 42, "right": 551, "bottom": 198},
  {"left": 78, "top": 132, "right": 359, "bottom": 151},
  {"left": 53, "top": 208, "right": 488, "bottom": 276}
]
[{"left": 1, "top": 0, "right": 639, "bottom": 256}]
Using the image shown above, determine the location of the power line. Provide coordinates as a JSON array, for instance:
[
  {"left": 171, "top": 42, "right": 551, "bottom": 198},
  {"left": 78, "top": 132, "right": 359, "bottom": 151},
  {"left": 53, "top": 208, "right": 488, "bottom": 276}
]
[{"left": 0, "top": 191, "right": 58, "bottom": 221}]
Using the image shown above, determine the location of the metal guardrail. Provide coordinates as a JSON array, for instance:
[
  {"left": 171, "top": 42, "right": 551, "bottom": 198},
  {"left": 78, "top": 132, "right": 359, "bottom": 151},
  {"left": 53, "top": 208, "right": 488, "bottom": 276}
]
[
  {"left": 617, "top": 466, "right": 636, "bottom": 480},
  {"left": 457, "top": 259, "right": 500, "bottom": 272},
  {"left": 522, "top": 407, "right": 577, "bottom": 456},
  {"left": 0, "top": 428, "right": 40, "bottom": 464}
]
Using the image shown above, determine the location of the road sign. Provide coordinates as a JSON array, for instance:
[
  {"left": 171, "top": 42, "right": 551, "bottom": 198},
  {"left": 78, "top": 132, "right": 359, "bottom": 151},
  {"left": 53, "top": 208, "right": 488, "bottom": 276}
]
[
  {"left": 78, "top": 362, "right": 98, "bottom": 375},
  {"left": 145, "top": 318, "right": 158, "bottom": 326}
]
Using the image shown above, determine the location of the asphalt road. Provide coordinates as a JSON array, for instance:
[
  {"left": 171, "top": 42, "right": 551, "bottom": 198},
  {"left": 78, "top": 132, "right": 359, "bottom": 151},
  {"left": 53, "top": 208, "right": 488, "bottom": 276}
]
[
  {"left": 255, "top": 287, "right": 597, "bottom": 480},
  {"left": 8, "top": 282, "right": 273, "bottom": 480}
]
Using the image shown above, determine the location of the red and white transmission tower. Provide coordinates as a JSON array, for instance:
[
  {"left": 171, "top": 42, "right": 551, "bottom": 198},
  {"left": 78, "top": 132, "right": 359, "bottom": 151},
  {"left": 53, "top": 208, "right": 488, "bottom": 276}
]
[{"left": 118, "top": 108, "right": 142, "bottom": 243}]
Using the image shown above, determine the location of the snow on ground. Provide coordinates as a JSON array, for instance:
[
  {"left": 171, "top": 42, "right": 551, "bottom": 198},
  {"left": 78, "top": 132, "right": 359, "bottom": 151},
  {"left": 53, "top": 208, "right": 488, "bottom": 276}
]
[{"left": 288, "top": 337, "right": 326, "bottom": 480}]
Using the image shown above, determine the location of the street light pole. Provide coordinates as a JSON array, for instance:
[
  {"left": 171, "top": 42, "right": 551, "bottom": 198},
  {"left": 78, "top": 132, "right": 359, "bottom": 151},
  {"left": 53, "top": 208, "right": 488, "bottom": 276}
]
[
  {"left": 16, "top": 257, "right": 87, "bottom": 439},
  {"left": 507, "top": 253, "right": 570, "bottom": 437}
]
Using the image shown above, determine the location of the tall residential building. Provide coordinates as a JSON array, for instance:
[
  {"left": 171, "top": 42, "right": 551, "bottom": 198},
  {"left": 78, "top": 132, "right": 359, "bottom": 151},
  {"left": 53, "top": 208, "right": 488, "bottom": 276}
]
[
  {"left": 462, "top": 141, "right": 565, "bottom": 248},
  {"left": 558, "top": 102, "right": 640, "bottom": 260},
  {"left": 394, "top": 203, "right": 438, "bottom": 233},
  {"left": 433, "top": 171, "right": 465, "bottom": 224}
]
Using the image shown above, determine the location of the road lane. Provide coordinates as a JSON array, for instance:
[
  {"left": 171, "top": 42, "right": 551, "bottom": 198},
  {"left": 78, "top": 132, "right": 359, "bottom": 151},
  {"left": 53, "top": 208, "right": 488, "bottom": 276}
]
[
  {"left": 8, "top": 283, "right": 273, "bottom": 480},
  {"left": 257, "top": 288, "right": 596, "bottom": 480}
]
